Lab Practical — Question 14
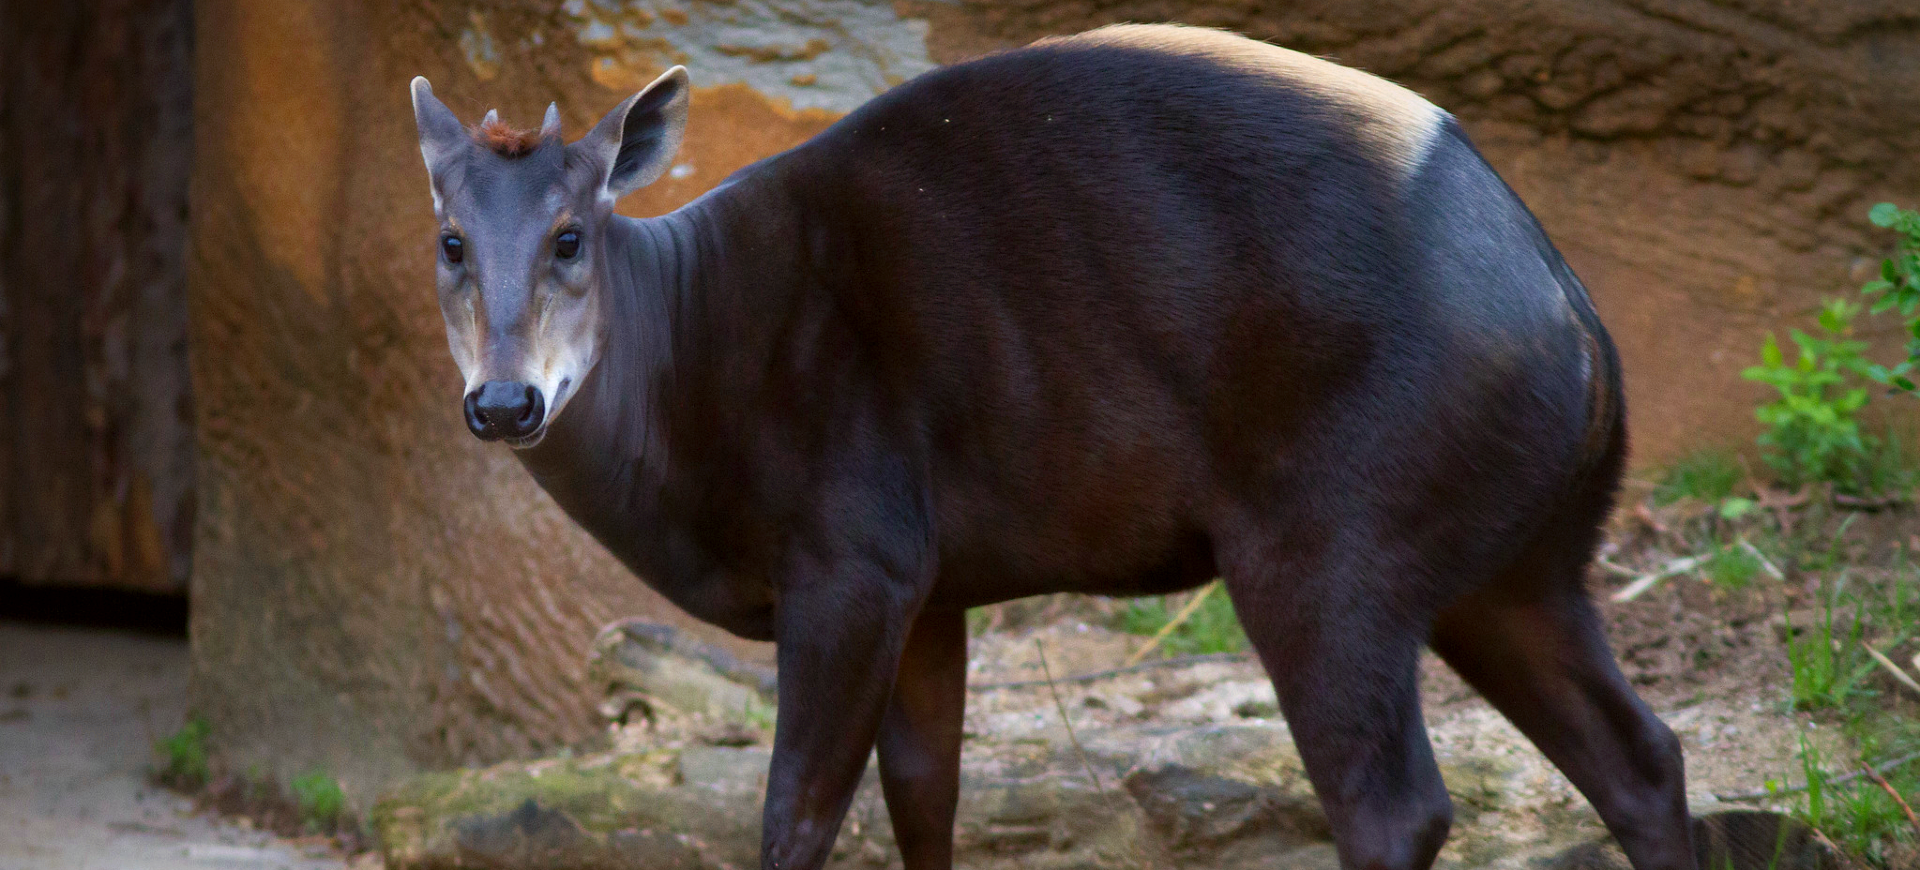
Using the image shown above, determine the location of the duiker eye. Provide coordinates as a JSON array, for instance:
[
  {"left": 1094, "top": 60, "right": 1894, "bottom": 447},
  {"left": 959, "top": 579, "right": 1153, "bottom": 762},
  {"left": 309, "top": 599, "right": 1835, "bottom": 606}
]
[
  {"left": 554, "top": 230, "right": 581, "bottom": 260},
  {"left": 441, "top": 235, "right": 464, "bottom": 264}
]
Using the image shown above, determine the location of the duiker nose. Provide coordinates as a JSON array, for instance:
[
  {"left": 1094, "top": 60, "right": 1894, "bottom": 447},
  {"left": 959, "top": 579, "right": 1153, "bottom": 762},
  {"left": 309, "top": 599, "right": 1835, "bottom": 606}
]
[{"left": 465, "top": 381, "right": 545, "bottom": 441}]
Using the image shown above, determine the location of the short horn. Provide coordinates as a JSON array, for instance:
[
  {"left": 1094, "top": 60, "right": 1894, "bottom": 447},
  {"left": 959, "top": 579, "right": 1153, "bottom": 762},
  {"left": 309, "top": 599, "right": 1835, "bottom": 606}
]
[
  {"left": 482, "top": 108, "right": 500, "bottom": 127},
  {"left": 541, "top": 102, "right": 562, "bottom": 140}
]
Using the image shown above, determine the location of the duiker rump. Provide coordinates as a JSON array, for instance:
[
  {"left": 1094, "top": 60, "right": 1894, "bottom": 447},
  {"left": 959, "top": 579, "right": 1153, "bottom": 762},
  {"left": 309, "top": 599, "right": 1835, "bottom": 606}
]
[{"left": 409, "top": 24, "right": 1693, "bottom": 870}]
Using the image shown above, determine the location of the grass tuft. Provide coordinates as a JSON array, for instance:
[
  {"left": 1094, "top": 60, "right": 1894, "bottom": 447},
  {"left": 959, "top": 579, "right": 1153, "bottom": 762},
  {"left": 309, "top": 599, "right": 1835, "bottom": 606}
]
[
  {"left": 156, "top": 716, "right": 211, "bottom": 789},
  {"left": 290, "top": 768, "right": 347, "bottom": 832},
  {"left": 1118, "top": 586, "right": 1248, "bottom": 656},
  {"left": 1655, "top": 449, "right": 1745, "bottom": 506}
]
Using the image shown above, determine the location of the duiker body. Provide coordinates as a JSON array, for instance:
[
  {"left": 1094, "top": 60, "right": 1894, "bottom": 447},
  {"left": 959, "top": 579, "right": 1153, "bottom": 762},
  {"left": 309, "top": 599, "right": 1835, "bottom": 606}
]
[{"left": 410, "top": 24, "right": 1693, "bottom": 870}]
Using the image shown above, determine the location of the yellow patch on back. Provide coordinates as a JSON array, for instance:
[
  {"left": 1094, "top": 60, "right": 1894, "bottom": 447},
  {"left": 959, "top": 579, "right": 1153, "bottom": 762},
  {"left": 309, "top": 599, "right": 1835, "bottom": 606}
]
[{"left": 1051, "top": 24, "right": 1446, "bottom": 178}]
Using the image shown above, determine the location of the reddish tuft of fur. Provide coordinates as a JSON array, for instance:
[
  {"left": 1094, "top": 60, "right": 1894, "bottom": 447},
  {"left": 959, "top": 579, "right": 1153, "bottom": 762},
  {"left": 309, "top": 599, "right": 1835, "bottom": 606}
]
[{"left": 472, "top": 115, "right": 547, "bottom": 157}]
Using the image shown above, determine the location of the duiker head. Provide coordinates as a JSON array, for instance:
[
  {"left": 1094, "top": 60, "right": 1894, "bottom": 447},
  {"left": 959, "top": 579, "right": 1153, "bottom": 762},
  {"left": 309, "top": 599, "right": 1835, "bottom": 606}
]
[{"left": 410, "top": 68, "right": 688, "bottom": 447}]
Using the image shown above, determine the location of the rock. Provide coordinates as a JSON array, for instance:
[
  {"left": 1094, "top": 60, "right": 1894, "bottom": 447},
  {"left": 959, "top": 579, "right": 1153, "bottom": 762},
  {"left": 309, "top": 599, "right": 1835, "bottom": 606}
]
[
  {"left": 587, "top": 619, "right": 776, "bottom": 728},
  {"left": 375, "top": 699, "right": 1854, "bottom": 870},
  {"left": 1543, "top": 811, "right": 1847, "bottom": 870},
  {"left": 372, "top": 751, "right": 764, "bottom": 870},
  {"left": 452, "top": 799, "right": 598, "bottom": 868},
  {"left": 676, "top": 746, "right": 771, "bottom": 795},
  {"left": 446, "top": 798, "right": 709, "bottom": 870},
  {"left": 1125, "top": 765, "right": 1330, "bottom": 855},
  {"left": 378, "top": 721, "right": 1325, "bottom": 869}
]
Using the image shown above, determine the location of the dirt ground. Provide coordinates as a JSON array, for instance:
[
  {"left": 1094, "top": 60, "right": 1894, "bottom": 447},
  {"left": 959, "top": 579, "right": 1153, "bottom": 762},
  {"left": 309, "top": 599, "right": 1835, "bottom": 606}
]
[{"left": 0, "top": 620, "right": 353, "bottom": 870}]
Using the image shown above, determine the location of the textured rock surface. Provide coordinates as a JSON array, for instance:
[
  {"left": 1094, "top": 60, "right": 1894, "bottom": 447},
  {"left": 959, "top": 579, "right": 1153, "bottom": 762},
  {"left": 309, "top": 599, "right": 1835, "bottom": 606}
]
[
  {"left": 587, "top": 619, "right": 776, "bottom": 728},
  {"left": 188, "top": 0, "right": 1920, "bottom": 808},
  {"left": 371, "top": 725, "right": 1836, "bottom": 870},
  {"left": 920, "top": 0, "right": 1920, "bottom": 462},
  {"left": 372, "top": 624, "right": 1850, "bottom": 869}
]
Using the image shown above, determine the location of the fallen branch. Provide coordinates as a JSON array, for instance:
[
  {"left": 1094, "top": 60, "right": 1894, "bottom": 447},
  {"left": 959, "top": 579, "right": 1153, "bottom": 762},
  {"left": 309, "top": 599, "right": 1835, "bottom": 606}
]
[
  {"left": 1863, "top": 641, "right": 1920, "bottom": 698},
  {"left": 1832, "top": 492, "right": 1912, "bottom": 510},
  {"left": 1122, "top": 581, "right": 1222, "bottom": 667},
  {"left": 1859, "top": 762, "right": 1920, "bottom": 837},
  {"left": 1757, "top": 488, "right": 1813, "bottom": 511},
  {"left": 1631, "top": 503, "right": 1670, "bottom": 536},
  {"left": 1594, "top": 555, "right": 1639, "bottom": 578},
  {"left": 1035, "top": 640, "right": 1110, "bottom": 801},
  {"left": 1609, "top": 555, "right": 1704, "bottom": 603},
  {"left": 1715, "top": 752, "right": 1920, "bottom": 802},
  {"left": 969, "top": 651, "right": 1253, "bottom": 692},
  {"left": 1737, "top": 539, "right": 1785, "bottom": 581}
]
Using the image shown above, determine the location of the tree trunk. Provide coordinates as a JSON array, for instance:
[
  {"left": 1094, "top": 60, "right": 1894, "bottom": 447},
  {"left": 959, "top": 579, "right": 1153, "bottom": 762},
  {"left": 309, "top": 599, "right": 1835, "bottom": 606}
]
[{"left": 185, "top": 0, "right": 834, "bottom": 798}]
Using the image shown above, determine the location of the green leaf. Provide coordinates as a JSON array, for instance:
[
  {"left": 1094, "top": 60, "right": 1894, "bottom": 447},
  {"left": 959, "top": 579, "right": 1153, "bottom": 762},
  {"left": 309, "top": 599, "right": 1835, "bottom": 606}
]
[
  {"left": 1718, "top": 497, "right": 1757, "bottom": 520},
  {"left": 1760, "top": 332, "right": 1784, "bottom": 368},
  {"left": 1870, "top": 202, "right": 1901, "bottom": 228}
]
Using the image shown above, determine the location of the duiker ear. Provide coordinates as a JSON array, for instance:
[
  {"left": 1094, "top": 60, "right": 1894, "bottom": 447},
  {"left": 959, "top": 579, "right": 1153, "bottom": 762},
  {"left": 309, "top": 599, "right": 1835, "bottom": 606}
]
[
  {"left": 410, "top": 76, "right": 468, "bottom": 176},
  {"left": 576, "top": 66, "right": 689, "bottom": 201}
]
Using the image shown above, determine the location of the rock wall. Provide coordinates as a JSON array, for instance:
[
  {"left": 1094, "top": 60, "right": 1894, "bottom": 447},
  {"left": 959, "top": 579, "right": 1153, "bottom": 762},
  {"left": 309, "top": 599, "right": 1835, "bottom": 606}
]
[
  {"left": 187, "top": 0, "right": 1920, "bottom": 801},
  {"left": 921, "top": 0, "right": 1920, "bottom": 459}
]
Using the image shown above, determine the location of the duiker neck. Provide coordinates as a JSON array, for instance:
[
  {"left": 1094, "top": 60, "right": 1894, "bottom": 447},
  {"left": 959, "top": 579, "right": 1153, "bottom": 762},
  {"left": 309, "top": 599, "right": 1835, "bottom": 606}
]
[
  {"left": 513, "top": 192, "right": 719, "bottom": 494},
  {"left": 509, "top": 171, "right": 807, "bottom": 582}
]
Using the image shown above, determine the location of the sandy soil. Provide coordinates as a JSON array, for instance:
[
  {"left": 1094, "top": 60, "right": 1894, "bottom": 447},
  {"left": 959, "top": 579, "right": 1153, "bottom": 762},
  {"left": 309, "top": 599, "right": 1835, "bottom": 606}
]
[{"left": 0, "top": 620, "right": 353, "bottom": 870}]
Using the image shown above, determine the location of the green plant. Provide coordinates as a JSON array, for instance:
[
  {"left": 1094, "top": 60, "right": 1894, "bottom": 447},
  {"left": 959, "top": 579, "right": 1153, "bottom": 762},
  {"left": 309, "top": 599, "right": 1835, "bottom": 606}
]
[
  {"left": 290, "top": 768, "right": 347, "bottom": 832},
  {"left": 1118, "top": 587, "right": 1248, "bottom": 656},
  {"left": 1771, "top": 538, "right": 1920, "bottom": 864},
  {"left": 1862, "top": 203, "right": 1920, "bottom": 394},
  {"left": 1793, "top": 733, "right": 1919, "bottom": 862},
  {"left": 1702, "top": 542, "right": 1762, "bottom": 589},
  {"left": 741, "top": 693, "right": 776, "bottom": 733},
  {"left": 155, "top": 716, "right": 211, "bottom": 788},
  {"left": 1785, "top": 575, "right": 1876, "bottom": 710},
  {"left": 1654, "top": 449, "right": 1745, "bottom": 506},
  {"left": 1860, "top": 426, "right": 1920, "bottom": 497},
  {"left": 1743, "top": 299, "right": 1878, "bottom": 492}
]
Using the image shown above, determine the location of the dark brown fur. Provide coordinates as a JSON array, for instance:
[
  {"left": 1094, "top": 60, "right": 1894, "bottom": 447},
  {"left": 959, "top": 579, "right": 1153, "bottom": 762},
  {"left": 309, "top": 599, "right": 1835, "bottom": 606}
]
[{"left": 414, "top": 25, "right": 1697, "bottom": 870}]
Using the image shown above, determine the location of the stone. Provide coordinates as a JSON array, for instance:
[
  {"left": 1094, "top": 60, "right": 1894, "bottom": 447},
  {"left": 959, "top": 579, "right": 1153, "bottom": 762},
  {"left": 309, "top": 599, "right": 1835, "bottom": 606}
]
[
  {"left": 379, "top": 721, "right": 1325, "bottom": 869},
  {"left": 587, "top": 619, "right": 776, "bottom": 727},
  {"left": 1542, "top": 811, "right": 1847, "bottom": 870},
  {"left": 1124, "top": 765, "right": 1329, "bottom": 851}
]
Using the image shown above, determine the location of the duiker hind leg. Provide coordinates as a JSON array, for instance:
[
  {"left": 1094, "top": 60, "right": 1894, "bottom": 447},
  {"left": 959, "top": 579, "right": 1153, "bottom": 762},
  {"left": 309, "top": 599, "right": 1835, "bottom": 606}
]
[
  {"left": 1220, "top": 536, "right": 1455, "bottom": 870},
  {"left": 875, "top": 608, "right": 968, "bottom": 870},
  {"left": 1431, "top": 540, "right": 1694, "bottom": 870}
]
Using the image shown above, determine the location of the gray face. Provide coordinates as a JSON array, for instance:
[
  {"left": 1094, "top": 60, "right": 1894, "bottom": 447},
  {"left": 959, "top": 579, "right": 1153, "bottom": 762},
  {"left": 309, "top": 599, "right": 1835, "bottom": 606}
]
[{"left": 410, "top": 69, "right": 688, "bottom": 447}]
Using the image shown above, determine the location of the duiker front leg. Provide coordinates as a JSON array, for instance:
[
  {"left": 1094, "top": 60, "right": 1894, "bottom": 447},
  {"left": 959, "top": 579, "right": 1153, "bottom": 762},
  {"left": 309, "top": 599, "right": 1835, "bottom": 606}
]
[{"left": 762, "top": 548, "right": 930, "bottom": 870}]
